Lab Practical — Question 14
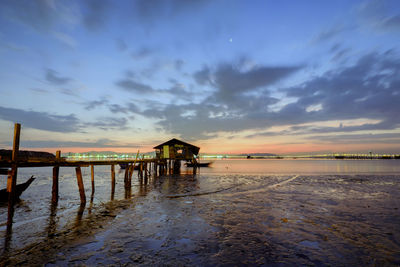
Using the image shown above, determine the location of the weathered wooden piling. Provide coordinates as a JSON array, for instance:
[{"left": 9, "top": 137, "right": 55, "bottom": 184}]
[
  {"left": 1, "top": 126, "right": 204, "bottom": 236},
  {"left": 90, "top": 164, "right": 95, "bottom": 195},
  {"left": 173, "top": 160, "right": 181, "bottom": 174},
  {"left": 52, "top": 150, "right": 61, "bottom": 203},
  {"left": 75, "top": 167, "right": 86, "bottom": 204},
  {"left": 154, "top": 161, "right": 158, "bottom": 177},
  {"left": 111, "top": 164, "right": 115, "bottom": 200},
  {"left": 7, "top": 123, "right": 21, "bottom": 229}
]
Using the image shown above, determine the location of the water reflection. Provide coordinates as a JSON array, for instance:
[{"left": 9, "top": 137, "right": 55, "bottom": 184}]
[{"left": 197, "top": 159, "right": 400, "bottom": 175}]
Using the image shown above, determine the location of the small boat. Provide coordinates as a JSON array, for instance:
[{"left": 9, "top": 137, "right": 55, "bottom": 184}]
[
  {"left": 185, "top": 162, "right": 213, "bottom": 167},
  {"left": 0, "top": 176, "right": 35, "bottom": 202},
  {"left": 119, "top": 163, "right": 140, "bottom": 170}
]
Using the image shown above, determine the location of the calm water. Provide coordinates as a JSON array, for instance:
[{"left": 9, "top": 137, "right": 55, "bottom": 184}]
[
  {"left": 0, "top": 159, "right": 399, "bottom": 265},
  {"left": 199, "top": 158, "right": 400, "bottom": 175}
]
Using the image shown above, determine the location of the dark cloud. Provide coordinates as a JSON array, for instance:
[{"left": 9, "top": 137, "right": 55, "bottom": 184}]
[
  {"left": 381, "top": 15, "right": 400, "bottom": 31},
  {"left": 45, "top": 69, "right": 71, "bottom": 85},
  {"left": 87, "top": 117, "right": 129, "bottom": 131},
  {"left": 137, "top": 62, "right": 300, "bottom": 139},
  {"left": 331, "top": 48, "right": 351, "bottom": 62},
  {"left": 84, "top": 98, "right": 109, "bottom": 110},
  {"left": 285, "top": 52, "right": 400, "bottom": 128},
  {"left": 313, "top": 25, "right": 346, "bottom": 43},
  {"left": 211, "top": 63, "right": 300, "bottom": 102},
  {"left": 109, "top": 103, "right": 140, "bottom": 114},
  {"left": 0, "top": 106, "right": 80, "bottom": 132},
  {"left": 115, "top": 71, "right": 192, "bottom": 97},
  {"left": 358, "top": 0, "right": 400, "bottom": 32},
  {"left": 59, "top": 88, "right": 78, "bottom": 96},
  {"left": 193, "top": 66, "right": 212, "bottom": 85},
  {"left": 116, "top": 78, "right": 155, "bottom": 93},
  {"left": 1, "top": 0, "right": 56, "bottom": 31},
  {"left": 20, "top": 138, "right": 140, "bottom": 148},
  {"left": 134, "top": 0, "right": 210, "bottom": 22},
  {"left": 138, "top": 51, "right": 400, "bottom": 141},
  {"left": 83, "top": 0, "right": 110, "bottom": 31},
  {"left": 131, "top": 47, "right": 155, "bottom": 60},
  {"left": 175, "top": 59, "right": 184, "bottom": 71}
]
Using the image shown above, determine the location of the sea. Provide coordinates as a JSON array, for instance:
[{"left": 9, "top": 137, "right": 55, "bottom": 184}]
[{"left": 1, "top": 159, "right": 399, "bottom": 266}]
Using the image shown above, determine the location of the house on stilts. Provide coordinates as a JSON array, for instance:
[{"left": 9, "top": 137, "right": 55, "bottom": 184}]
[{"left": 153, "top": 138, "right": 200, "bottom": 173}]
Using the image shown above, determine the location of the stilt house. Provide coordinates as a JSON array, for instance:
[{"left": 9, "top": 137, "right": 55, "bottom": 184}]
[{"left": 153, "top": 138, "right": 200, "bottom": 161}]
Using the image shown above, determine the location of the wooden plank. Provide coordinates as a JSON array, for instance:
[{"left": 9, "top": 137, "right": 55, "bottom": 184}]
[{"left": 75, "top": 167, "right": 86, "bottom": 204}]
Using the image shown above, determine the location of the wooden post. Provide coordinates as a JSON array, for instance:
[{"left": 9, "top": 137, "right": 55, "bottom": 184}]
[
  {"left": 139, "top": 161, "right": 143, "bottom": 178},
  {"left": 124, "top": 164, "right": 129, "bottom": 188},
  {"left": 90, "top": 164, "right": 95, "bottom": 195},
  {"left": 52, "top": 150, "right": 61, "bottom": 203},
  {"left": 111, "top": 165, "right": 115, "bottom": 200},
  {"left": 75, "top": 167, "right": 86, "bottom": 204},
  {"left": 7, "top": 123, "right": 21, "bottom": 229},
  {"left": 129, "top": 151, "right": 140, "bottom": 182}
]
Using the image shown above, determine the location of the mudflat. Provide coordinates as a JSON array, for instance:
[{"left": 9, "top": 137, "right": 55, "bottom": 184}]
[{"left": 1, "top": 170, "right": 399, "bottom": 266}]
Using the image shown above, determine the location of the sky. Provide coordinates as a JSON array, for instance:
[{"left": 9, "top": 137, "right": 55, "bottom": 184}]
[{"left": 0, "top": 0, "right": 400, "bottom": 155}]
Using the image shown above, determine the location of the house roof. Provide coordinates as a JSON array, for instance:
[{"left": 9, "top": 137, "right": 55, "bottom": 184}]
[{"left": 153, "top": 138, "right": 200, "bottom": 155}]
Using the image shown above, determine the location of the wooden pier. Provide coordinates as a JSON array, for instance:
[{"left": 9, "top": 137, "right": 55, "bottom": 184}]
[{"left": 0, "top": 123, "right": 194, "bottom": 242}]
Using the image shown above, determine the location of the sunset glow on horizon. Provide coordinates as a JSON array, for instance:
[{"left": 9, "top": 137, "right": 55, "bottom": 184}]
[{"left": 1, "top": 0, "right": 400, "bottom": 155}]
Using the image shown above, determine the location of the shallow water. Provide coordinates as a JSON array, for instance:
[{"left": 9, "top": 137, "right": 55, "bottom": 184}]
[{"left": 0, "top": 159, "right": 399, "bottom": 265}]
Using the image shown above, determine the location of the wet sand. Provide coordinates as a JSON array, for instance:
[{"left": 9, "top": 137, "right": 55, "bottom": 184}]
[{"left": 1, "top": 168, "right": 399, "bottom": 266}]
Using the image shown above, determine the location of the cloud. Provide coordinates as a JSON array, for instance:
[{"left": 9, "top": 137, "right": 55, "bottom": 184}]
[
  {"left": 87, "top": 117, "right": 129, "bottom": 131},
  {"left": 0, "top": 106, "right": 80, "bottom": 132},
  {"left": 109, "top": 103, "right": 140, "bottom": 114},
  {"left": 358, "top": 0, "right": 400, "bottom": 33},
  {"left": 136, "top": 62, "right": 300, "bottom": 139},
  {"left": 19, "top": 138, "right": 141, "bottom": 148},
  {"left": 284, "top": 51, "right": 400, "bottom": 128},
  {"left": 175, "top": 59, "right": 184, "bottom": 71},
  {"left": 304, "top": 133, "right": 400, "bottom": 144},
  {"left": 82, "top": 0, "right": 110, "bottom": 31},
  {"left": 116, "top": 78, "right": 155, "bottom": 93},
  {"left": 331, "top": 47, "right": 351, "bottom": 62},
  {"left": 84, "top": 98, "right": 109, "bottom": 110},
  {"left": 313, "top": 25, "right": 347, "bottom": 43},
  {"left": 115, "top": 71, "right": 191, "bottom": 97},
  {"left": 133, "top": 0, "right": 210, "bottom": 23},
  {"left": 381, "top": 15, "right": 400, "bottom": 31},
  {"left": 193, "top": 66, "right": 212, "bottom": 85},
  {"left": 1, "top": 0, "right": 57, "bottom": 31},
  {"left": 45, "top": 68, "right": 71, "bottom": 85},
  {"left": 131, "top": 47, "right": 155, "bottom": 60},
  {"left": 137, "top": 51, "right": 400, "bottom": 141}
]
